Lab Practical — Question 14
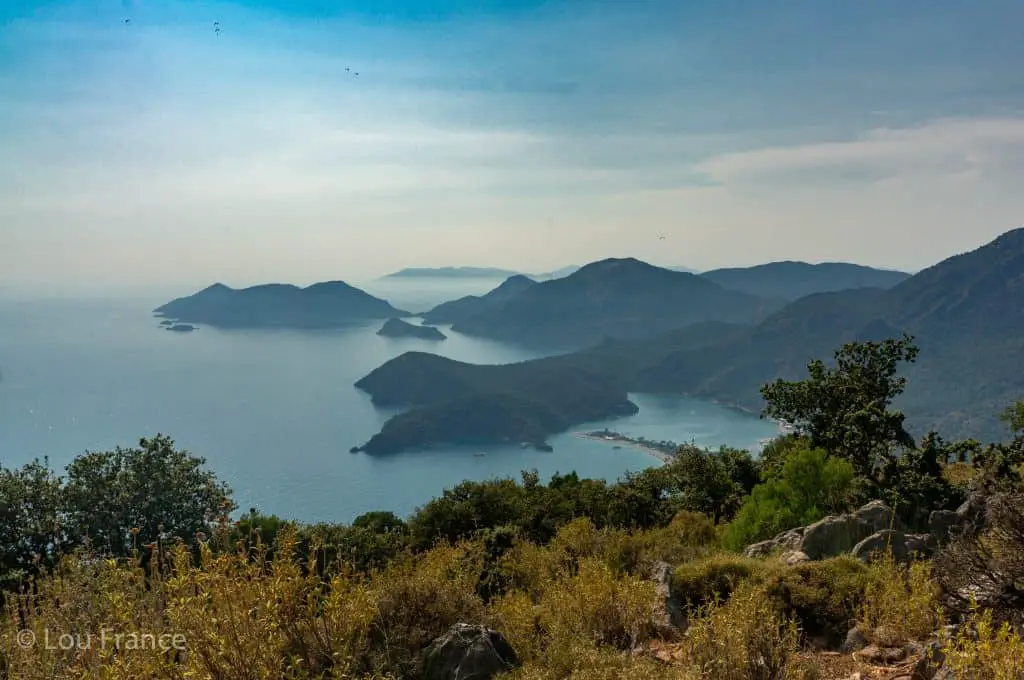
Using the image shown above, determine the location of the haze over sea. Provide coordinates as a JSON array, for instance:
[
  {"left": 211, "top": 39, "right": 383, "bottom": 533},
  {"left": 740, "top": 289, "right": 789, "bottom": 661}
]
[{"left": 0, "top": 277, "right": 778, "bottom": 522}]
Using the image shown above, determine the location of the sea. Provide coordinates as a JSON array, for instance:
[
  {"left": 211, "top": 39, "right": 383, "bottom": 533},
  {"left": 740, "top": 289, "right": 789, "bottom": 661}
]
[{"left": 0, "top": 277, "right": 779, "bottom": 523}]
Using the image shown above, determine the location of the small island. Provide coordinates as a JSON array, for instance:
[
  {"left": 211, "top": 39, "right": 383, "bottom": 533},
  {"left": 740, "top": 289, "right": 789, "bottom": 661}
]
[
  {"left": 376, "top": 318, "right": 447, "bottom": 341},
  {"left": 153, "top": 281, "right": 409, "bottom": 329},
  {"left": 165, "top": 324, "right": 198, "bottom": 333}
]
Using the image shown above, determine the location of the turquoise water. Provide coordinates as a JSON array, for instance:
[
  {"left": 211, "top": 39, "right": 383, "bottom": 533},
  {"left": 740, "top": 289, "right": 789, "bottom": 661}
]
[{"left": 0, "top": 279, "right": 778, "bottom": 522}]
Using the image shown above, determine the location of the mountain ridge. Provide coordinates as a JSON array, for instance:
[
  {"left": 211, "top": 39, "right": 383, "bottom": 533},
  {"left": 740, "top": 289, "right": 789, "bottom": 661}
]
[{"left": 154, "top": 281, "right": 409, "bottom": 329}]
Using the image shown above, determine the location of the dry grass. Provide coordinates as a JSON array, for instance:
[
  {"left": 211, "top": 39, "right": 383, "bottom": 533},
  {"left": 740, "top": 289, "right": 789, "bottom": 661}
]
[
  {"left": 859, "top": 552, "right": 942, "bottom": 647},
  {"left": 0, "top": 523, "right": 1019, "bottom": 680}
]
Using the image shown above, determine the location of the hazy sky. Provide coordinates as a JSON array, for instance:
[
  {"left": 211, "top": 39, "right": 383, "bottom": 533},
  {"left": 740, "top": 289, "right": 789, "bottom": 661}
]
[{"left": 2, "top": 0, "right": 1024, "bottom": 296}]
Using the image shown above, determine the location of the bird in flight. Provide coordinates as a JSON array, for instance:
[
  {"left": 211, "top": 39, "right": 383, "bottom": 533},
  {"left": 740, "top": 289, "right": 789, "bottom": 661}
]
[{"left": 657, "top": 234, "right": 666, "bottom": 240}]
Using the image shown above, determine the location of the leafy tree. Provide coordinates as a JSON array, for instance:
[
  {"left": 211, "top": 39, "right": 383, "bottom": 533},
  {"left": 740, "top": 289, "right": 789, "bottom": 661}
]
[
  {"left": 1001, "top": 401, "right": 1024, "bottom": 436},
  {"left": 62, "top": 435, "right": 233, "bottom": 556},
  {"left": 0, "top": 458, "right": 65, "bottom": 584},
  {"left": 724, "top": 443, "right": 856, "bottom": 550},
  {"left": 758, "top": 434, "right": 813, "bottom": 481},
  {"left": 352, "top": 511, "right": 407, "bottom": 535},
  {"left": 760, "top": 333, "right": 919, "bottom": 485},
  {"left": 880, "top": 432, "right": 969, "bottom": 530},
  {"left": 652, "top": 445, "right": 761, "bottom": 522}
]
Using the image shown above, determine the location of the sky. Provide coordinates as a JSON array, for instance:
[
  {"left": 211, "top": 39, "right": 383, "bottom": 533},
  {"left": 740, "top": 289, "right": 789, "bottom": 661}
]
[{"left": 1, "top": 0, "right": 1024, "bottom": 297}]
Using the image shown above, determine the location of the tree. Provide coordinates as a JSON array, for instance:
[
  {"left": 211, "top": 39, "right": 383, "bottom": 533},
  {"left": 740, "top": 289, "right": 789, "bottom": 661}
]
[
  {"left": 880, "top": 431, "right": 969, "bottom": 530},
  {"left": 651, "top": 445, "right": 761, "bottom": 522},
  {"left": 1000, "top": 401, "right": 1024, "bottom": 437},
  {"left": 760, "top": 333, "right": 919, "bottom": 484},
  {"left": 62, "top": 435, "right": 233, "bottom": 556},
  {"left": 724, "top": 442, "right": 856, "bottom": 550},
  {"left": 0, "top": 459, "right": 65, "bottom": 583}
]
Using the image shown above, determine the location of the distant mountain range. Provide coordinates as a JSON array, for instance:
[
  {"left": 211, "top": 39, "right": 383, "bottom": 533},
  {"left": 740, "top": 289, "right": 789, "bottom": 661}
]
[
  {"left": 699, "top": 262, "right": 909, "bottom": 300},
  {"left": 354, "top": 228, "right": 1024, "bottom": 452},
  {"left": 420, "top": 275, "right": 536, "bottom": 324},
  {"left": 381, "top": 267, "right": 522, "bottom": 279},
  {"left": 449, "top": 258, "right": 783, "bottom": 350},
  {"left": 154, "top": 282, "right": 408, "bottom": 329}
]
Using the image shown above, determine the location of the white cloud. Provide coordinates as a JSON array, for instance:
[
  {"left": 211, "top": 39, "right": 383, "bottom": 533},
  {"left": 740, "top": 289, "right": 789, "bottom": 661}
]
[{"left": 697, "top": 117, "right": 1024, "bottom": 186}]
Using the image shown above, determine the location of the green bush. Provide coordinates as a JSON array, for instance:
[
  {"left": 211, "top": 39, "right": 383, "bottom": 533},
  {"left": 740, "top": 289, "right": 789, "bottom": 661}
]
[
  {"left": 762, "top": 556, "right": 870, "bottom": 645},
  {"left": 724, "top": 443, "right": 855, "bottom": 551},
  {"left": 671, "top": 554, "right": 764, "bottom": 608}
]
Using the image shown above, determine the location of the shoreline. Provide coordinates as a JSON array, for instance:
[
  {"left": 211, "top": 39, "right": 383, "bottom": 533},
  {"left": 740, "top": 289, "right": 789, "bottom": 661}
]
[{"left": 572, "top": 432, "right": 675, "bottom": 465}]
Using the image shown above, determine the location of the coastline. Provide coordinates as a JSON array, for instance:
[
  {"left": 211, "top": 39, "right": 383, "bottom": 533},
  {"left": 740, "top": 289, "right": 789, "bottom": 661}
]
[{"left": 572, "top": 432, "right": 675, "bottom": 465}]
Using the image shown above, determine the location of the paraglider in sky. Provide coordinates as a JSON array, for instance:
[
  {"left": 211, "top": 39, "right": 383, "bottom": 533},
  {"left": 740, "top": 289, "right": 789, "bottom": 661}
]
[{"left": 214, "top": 21, "right": 221, "bottom": 36}]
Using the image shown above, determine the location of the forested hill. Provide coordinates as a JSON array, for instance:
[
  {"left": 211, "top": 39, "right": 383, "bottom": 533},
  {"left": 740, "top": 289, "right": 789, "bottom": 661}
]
[
  {"left": 450, "top": 258, "right": 784, "bottom": 350},
  {"left": 699, "top": 261, "right": 909, "bottom": 300},
  {"left": 636, "top": 228, "right": 1024, "bottom": 440},
  {"left": 361, "top": 228, "right": 1024, "bottom": 444},
  {"left": 420, "top": 275, "right": 536, "bottom": 324},
  {"left": 154, "top": 281, "right": 409, "bottom": 329}
]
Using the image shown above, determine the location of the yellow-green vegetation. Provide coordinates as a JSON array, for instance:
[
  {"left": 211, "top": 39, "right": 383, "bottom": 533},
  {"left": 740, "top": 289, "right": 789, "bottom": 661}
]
[
  {"left": 3, "top": 337, "right": 1024, "bottom": 678},
  {"left": 942, "top": 608, "right": 1024, "bottom": 679},
  {"left": 859, "top": 553, "right": 942, "bottom": 647}
]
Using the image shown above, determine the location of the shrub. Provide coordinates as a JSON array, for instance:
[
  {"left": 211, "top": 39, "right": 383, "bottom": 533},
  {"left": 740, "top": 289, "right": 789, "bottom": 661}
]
[
  {"left": 860, "top": 552, "right": 941, "bottom": 646},
  {"left": 681, "top": 583, "right": 800, "bottom": 680},
  {"left": 671, "top": 554, "right": 764, "bottom": 608},
  {"left": 724, "top": 444, "right": 855, "bottom": 551},
  {"left": 942, "top": 607, "right": 1024, "bottom": 679},
  {"left": 761, "top": 556, "right": 870, "bottom": 646}
]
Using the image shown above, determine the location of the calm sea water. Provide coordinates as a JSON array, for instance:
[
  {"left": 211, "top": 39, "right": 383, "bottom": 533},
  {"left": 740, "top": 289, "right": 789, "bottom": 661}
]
[{"left": 0, "top": 277, "right": 778, "bottom": 522}]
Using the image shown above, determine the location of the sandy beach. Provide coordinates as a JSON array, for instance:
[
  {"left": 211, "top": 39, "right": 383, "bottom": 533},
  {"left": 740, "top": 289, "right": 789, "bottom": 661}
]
[{"left": 572, "top": 432, "right": 675, "bottom": 464}]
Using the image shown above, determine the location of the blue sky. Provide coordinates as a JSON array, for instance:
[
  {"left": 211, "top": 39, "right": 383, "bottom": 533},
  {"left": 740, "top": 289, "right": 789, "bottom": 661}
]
[{"left": 2, "top": 0, "right": 1024, "bottom": 296}]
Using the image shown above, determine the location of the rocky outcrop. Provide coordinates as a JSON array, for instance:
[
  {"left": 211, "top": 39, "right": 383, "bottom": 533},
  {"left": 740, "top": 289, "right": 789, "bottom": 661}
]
[
  {"left": 422, "top": 624, "right": 521, "bottom": 680},
  {"left": 649, "top": 561, "right": 686, "bottom": 635},
  {"left": 851, "top": 529, "right": 907, "bottom": 563},
  {"left": 744, "top": 500, "right": 896, "bottom": 561},
  {"left": 743, "top": 500, "right": 957, "bottom": 564}
]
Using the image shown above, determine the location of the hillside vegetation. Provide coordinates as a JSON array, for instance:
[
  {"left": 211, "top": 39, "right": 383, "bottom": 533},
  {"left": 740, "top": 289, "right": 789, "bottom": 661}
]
[
  {"left": 369, "top": 229, "right": 1024, "bottom": 443},
  {"left": 699, "top": 261, "right": 909, "bottom": 300}
]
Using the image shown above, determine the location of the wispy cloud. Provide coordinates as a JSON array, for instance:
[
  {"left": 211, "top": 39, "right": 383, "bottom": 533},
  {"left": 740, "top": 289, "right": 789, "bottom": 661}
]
[{"left": 1, "top": 0, "right": 1023, "bottom": 295}]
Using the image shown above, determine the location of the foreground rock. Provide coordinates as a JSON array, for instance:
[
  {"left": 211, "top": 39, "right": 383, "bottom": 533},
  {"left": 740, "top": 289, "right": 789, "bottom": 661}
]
[
  {"left": 745, "top": 501, "right": 896, "bottom": 560},
  {"left": 649, "top": 561, "right": 686, "bottom": 636},
  {"left": 744, "top": 500, "right": 957, "bottom": 564},
  {"left": 422, "top": 624, "right": 521, "bottom": 680}
]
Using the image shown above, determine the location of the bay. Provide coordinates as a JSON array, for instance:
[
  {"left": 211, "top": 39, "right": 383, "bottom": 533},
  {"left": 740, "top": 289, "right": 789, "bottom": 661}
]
[{"left": 0, "top": 277, "right": 779, "bottom": 522}]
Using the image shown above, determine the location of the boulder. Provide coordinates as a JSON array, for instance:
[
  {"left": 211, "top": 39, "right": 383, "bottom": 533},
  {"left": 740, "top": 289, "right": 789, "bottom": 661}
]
[
  {"left": 840, "top": 625, "right": 869, "bottom": 653},
  {"left": 911, "top": 640, "right": 947, "bottom": 680},
  {"left": 853, "top": 644, "right": 907, "bottom": 665},
  {"left": 905, "top": 533, "right": 935, "bottom": 558},
  {"left": 649, "top": 561, "right": 686, "bottom": 633},
  {"left": 928, "top": 510, "right": 961, "bottom": 543},
  {"left": 743, "top": 528, "right": 804, "bottom": 558},
  {"left": 744, "top": 539, "right": 778, "bottom": 559},
  {"left": 780, "top": 550, "right": 810, "bottom": 566},
  {"left": 797, "top": 501, "right": 896, "bottom": 561},
  {"left": 856, "top": 500, "right": 896, "bottom": 532},
  {"left": 422, "top": 624, "right": 521, "bottom": 680},
  {"left": 955, "top": 493, "right": 987, "bottom": 533},
  {"left": 852, "top": 529, "right": 908, "bottom": 563}
]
